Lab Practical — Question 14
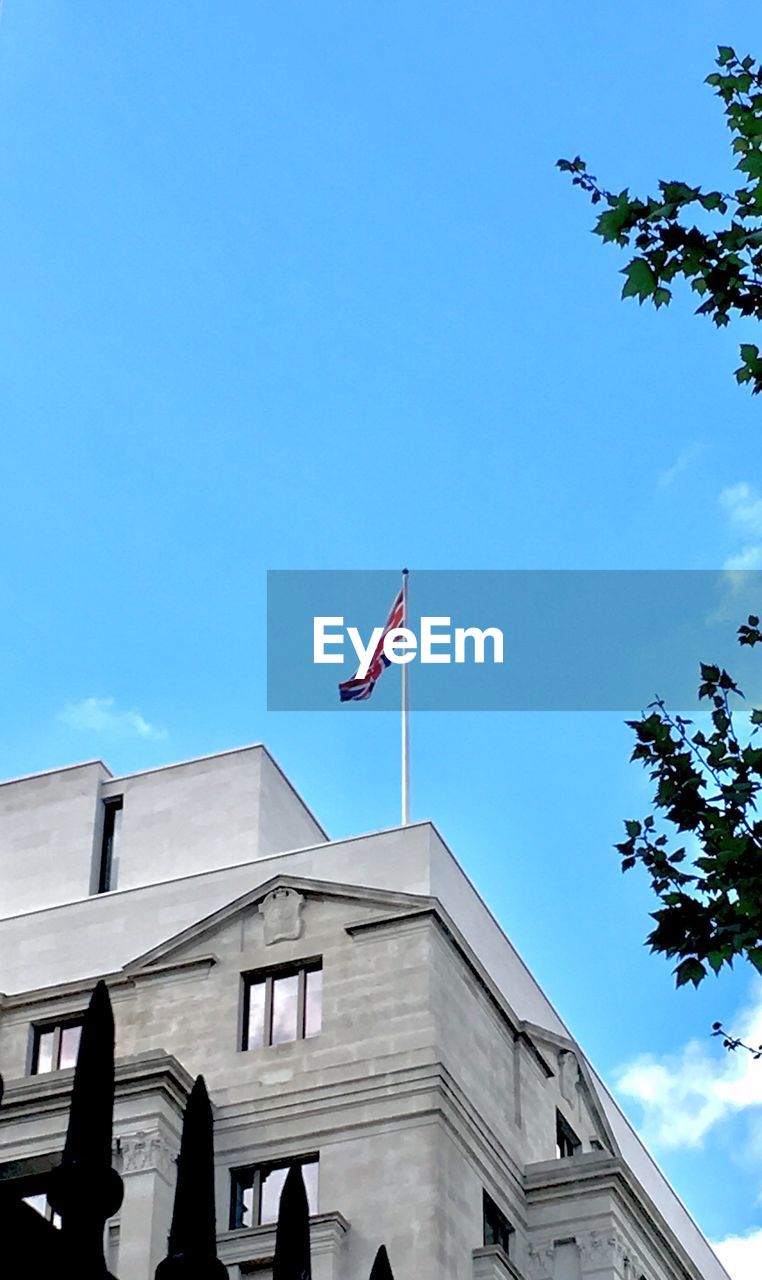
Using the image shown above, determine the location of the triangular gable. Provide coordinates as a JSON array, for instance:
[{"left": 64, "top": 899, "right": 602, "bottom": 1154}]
[
  {"left": 520, "top": 1019, "right": 622, "bottom": 1159},
  {"left": 122, "top": 874, "right": 434, "bottom": 974}
]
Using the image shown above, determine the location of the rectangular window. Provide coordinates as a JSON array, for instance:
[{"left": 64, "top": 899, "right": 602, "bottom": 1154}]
[
  {"left": 31, "top": 1019, "right": 84, "bottom": 1075},
  {"left": 241, "top": 962, "right": 322, "bottom": 1050},
  {"left": 97, "top": 796, "right": 123, "bottom": 893},
  {"left": 483, "top": 1190, "right": 513, "bottom": 1256},
  {"left": 230, "top": 1156, "right": 319, "bottom": 1230},
  {"left": 556, "top": 1111, "right": 581, "bottom": 1159}
]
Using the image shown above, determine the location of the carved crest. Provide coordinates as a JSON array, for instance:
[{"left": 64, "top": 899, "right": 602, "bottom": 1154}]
[
  {"left": 558, "top": 1049, "right": 580, "bottom": 1104},
  {"left": 260, "top": 887, "right": 304, "bottom": 945}
]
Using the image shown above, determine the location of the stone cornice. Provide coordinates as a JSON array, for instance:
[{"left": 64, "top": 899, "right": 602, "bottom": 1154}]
[
  {"left": 346, "top": 907, "right": 554, "bottom": 1079},
  {"left": 525, "top": 1156, "right": 705, "bottom": 1280},
  {"left": 217, "top": 1210, "right": 349, "bottom": 1267},
  {"left": 473, "top": 1245, "right": 525, "bottom": 1280},
  {"left": 0, "top": 1051, "right": 194, "bottom": 1123},
  {"left": 214, "top": 1057, "right": 528, "bottom": 1214},
  {"left": 0, "top": 956, "right": 217, "bottom": 1012}
]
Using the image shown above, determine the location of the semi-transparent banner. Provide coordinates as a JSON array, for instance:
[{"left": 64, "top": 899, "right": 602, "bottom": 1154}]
[{"left": 266, "top": 570, "right": 762, "bottom": 711}]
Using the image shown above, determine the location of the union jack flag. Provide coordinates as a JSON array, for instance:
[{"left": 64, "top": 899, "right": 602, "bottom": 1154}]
[{"left": 338, "top": 587, "right": 405, "bottom": 702}]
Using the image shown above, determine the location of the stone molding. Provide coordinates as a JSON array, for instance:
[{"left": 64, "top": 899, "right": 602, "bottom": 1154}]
[
  {"left": 0, "top": 1050, "right": 193, "bottom": 1124},
  {"left": 0, "top": 954, "right": 217, "bottom": 1010},
  {"left": 473, "top": 1244, "right": 524, "bottom": 1280},
  {"left": 217, "top": 1210, "right": 349, "bottom": 1268}
]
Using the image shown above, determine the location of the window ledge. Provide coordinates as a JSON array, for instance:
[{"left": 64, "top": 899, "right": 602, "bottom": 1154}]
[
  {"left": 473, "top": 1245, "right": 524, "bottom": 1280},
  {"left": 217, "top": 1211, "right": 350, "bottom": 1267}
]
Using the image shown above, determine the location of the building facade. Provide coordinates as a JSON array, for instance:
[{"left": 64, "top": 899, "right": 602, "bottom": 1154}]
[{"left": 0, "top": 746, "right": 729, "bottom": 1280}]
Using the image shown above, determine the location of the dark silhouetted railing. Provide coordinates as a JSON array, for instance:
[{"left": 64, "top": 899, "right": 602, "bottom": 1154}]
[{"left": 0, "top": 983, "right": 395, "bottom": 1280}]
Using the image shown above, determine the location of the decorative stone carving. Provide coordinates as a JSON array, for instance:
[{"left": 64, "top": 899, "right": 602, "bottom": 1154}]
[
  {"left": 621, "top": 1248, "right": 643, "bottom": 1280},
  {"left": 527, "top": 1242, "right": 555, "bottom": 1279},
  {"left": 558, "top": 1049, "right": 580, "bottom": 1104},
  {"left": 578, "top": 1229, "right": 627, "bottom": 1273},
  {"left": 259, "top": 887, "right": 304, "bottom": 945},
  {"left": 119, "top": 1130, "right": 176, "bottom": 1180}
]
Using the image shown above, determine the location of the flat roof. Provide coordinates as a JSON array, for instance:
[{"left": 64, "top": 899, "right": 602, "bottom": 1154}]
[{"left": 0, "top": 744, "right": 328, "bottom": 839}]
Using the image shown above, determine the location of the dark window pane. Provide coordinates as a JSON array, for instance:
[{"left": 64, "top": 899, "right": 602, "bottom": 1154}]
[
  {"left": 98, "top": 797, "right": 123, "bottom": 894},
  {"left": 35, "top": 1031, "right": 55, "bottom": 1074},
  {"left": 260, "top": 1165, "right": 289, "bottom": 1225},
  {"left": 556, "top": 1112, "right": 581, "bottom": 1158},
  {"left": 483, "top": 1191, "right": 511, "bottom": 1255},
  {"left": 246, "top": 981, "right": 266, "bottom": 1050},
  {"left": 59, "top": 1025, "right": 82, "bottom": 1070},
  {"left": 304, "top": 969, "right": 322, "bottom": 1038},
  {"left": 230, "top": 1173, "right": 254, "bottom": 1229},
  {"left": 241, "top": 1183, "right": 254, "bottom": 1229},
  {"left": 271, "top": 974, "right": 299, "bottom": 1045}
]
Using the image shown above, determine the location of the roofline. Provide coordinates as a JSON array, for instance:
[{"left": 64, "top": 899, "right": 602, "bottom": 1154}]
[
  {"left": 256, "top": 745, "right": 329, "bottom": 840},
  {"left": 0, "top": 759, "right": 113, "bottom": 788},
  {"left": 0, "top": 743, "right": 328, "bottom": 839},
  {"left": 106, "top": 743, "right": 328, "bottom": 839},
  {"left": 105, "top": 742, "right": 268, "bottom": 782},
  {"left": 0, "top": 819, "right": 436, "bottom": 926}
]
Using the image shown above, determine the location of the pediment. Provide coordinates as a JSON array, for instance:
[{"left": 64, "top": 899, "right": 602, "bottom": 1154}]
[
  {"left": 520, "top": 1019, "right": 621, "bottom": 1158},
  {"left": 122, "top": 874, "right": 433, "bottom": 975}
]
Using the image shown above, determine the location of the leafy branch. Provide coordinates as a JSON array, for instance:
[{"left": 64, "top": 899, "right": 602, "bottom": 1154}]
[
  {"left": 559, "top": 47, "right": 762, "bottom": 393},
  {"left": 712, "top": 1021, "right": 762, "bottom": 1058},
  {"left": 616, "top": 615, "right": 762, "bottom": 988}
]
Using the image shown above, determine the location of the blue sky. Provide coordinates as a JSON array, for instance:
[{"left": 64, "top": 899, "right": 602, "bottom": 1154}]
[{"left": 2, "top": 2, "right": 762, "bottom": 1273}]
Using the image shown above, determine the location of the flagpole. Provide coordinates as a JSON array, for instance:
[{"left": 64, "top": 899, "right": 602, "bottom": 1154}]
[{"left": 401, "top": 568, "right": 410, "bottom": 825}]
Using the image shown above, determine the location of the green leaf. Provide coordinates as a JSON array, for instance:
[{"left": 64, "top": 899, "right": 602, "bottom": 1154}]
[
  {"left": 595, "top": 198, "right": 635, "bottom": 244},
  {"left": 675, "top": 958, "right": 707, "bottom": 987},
  {"left": 699, "top": 191, "right": 728, "bottom": 211},
  {"left": 621, "top": 258, "right": 658, "bottom": 303},
  {"left": 737, "top": 151, "right": 762, "bottom": 178}
]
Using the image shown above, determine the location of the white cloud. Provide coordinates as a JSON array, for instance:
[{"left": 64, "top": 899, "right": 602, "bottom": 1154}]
[
  {"left": 658, "top": 442, "right": 704, "bottom": 488},
  {"left": 614, "top": 983, "right": 762, "bottom": 1151},
  {"left": 616, "top": 988, "right": 762, "bottom": 1278},
  {"left": 712, "top": 483, "right": 762, "bottom": 615},
  {"left": 59, "top": 697, "right": 167, "bottom": 741},
  {"left": 720, "top": 483, "right": 762, "bottom": 540},
  {"left": 724, "top": 547, "right": 762, "bottom": 573},
  {"left": 711, "top": 1227, "right": 762, "bottom": 1280}
]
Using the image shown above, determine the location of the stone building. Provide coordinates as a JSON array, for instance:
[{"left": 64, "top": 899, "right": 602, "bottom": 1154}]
[{"left": 0, "top": 746, "right": 728, "bottom": 1280}]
